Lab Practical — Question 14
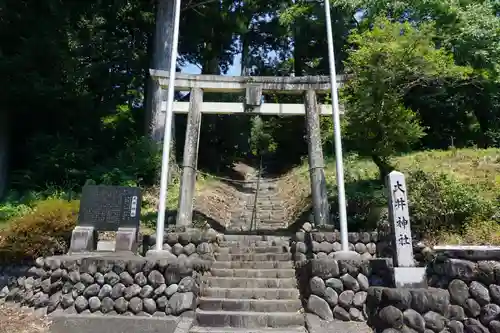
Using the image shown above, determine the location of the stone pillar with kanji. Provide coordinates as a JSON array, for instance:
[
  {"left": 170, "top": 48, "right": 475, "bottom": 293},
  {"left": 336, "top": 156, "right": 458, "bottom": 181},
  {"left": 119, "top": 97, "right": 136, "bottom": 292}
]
[{"left": 386, "top": 170, "right": 415, "bottom": 267}]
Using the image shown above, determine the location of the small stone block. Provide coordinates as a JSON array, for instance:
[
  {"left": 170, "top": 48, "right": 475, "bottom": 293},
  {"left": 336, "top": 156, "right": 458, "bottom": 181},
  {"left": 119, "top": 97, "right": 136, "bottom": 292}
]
[
  {"left": 115, "top": 227, "right": 138, "bottom": 252},
  {"left": 394, "top": 267, "right": 427, "bottom": 288},
  {"left": 245, "top": 84, "right": 263, "bottom": 107},
  {"left": 145, "top": 249, "right": 173, "bottom": 257},
  {"left": 69, "top": 226, "right": 97, "bottom": 253},
  {"left": 330, "top": 251, "right": 362, "bottom": 261}
]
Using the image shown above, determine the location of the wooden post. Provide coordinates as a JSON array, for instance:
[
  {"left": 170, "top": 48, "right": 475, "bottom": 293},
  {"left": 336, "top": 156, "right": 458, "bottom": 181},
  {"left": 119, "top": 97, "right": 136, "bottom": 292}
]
[
  {"left": 304, "top": 90, "right": 330, "bottom": 227},
  {"left": 176, "top": 88, "right": 203, "bottom": 227}
]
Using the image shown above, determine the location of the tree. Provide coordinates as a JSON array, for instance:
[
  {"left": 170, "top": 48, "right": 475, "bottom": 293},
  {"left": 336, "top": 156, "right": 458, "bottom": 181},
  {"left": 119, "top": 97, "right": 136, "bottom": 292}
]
[{"left": 342, "top": 17, "right": 471, "bottom": 180}]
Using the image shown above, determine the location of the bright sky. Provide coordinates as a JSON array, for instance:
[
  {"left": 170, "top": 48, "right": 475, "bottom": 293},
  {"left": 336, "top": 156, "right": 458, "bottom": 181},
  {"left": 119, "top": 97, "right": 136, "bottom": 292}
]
[{"left": 181, "top": 54, "right": 242, "bottom": 76}]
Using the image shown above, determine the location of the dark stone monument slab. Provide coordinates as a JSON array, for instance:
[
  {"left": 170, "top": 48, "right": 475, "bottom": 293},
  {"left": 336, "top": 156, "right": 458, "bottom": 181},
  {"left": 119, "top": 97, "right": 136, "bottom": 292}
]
[{"left": 69, "top": 185, "right": 142, "bottom": 253}]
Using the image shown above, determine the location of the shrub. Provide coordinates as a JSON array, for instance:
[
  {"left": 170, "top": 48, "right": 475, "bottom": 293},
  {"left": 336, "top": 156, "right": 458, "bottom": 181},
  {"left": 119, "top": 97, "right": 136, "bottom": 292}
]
[
  {"left": 0, "top": 199, "right": 79, "bottom": 263},
  {"left": 407, "top": 170, "right": 497, "bottom": 237}
]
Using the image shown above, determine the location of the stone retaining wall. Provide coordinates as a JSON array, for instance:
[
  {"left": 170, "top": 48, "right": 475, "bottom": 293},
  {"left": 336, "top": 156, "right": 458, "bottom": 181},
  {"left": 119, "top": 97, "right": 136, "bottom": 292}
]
[
  {"left": 0, "top": 254, "right": 212, "bottom": 317},
  {"left": 296, "top": 258, "right": 394, "bottom": 322},
  {"left": 145, "top": 228, "right": 221, "bottom": 257},
  {"left": 292, "top": 228, "right": 432, "bottom": 265},
  {"left": 367, "top": 257, "right": 500, "bottom": 332}
]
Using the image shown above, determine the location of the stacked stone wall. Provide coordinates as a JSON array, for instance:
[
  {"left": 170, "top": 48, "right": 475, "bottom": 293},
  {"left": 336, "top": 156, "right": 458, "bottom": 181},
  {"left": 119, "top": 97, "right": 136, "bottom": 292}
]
[
  {"left": 296, "top": 258, "right": 394, "bottom": 322},
  {"left": 0, "top": 252, "right": 213, "bottom": 317},
  {"left": 368, "top": 256, "right": 500, "bottom": 332},
  {"left": 292, "top": 228, "right": 432, "bottom": 265}
]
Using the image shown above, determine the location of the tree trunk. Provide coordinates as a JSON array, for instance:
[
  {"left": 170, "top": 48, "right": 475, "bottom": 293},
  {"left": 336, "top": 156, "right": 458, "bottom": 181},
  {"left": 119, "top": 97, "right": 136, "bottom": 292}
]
[
  {"left": 144, "top": 0, "right": 177, "bottom": 182},
  {"left": 0, "top": 111, "right": 10, "bottom": 199},
  {"left": 372, "top": 155, "right": 394, "bottom": 183}
]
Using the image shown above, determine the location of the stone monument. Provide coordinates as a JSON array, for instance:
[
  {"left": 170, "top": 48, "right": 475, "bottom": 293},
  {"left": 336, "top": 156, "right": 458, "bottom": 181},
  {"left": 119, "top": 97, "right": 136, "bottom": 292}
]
[
  {"left": 69, "top": 185, "right": 142, "bottom": 253},
  {"left": 386, "top": 171, "right": 426, "bottom": 287}
]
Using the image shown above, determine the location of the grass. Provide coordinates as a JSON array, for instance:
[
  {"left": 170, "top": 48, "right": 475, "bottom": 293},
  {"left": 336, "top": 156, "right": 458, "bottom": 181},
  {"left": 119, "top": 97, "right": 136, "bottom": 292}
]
[
  {"left": 0, "top": 148, "right": 498, "bottom": 245},
  {"left": 287, "top": 148, "right": 500, "bottom": 245}
]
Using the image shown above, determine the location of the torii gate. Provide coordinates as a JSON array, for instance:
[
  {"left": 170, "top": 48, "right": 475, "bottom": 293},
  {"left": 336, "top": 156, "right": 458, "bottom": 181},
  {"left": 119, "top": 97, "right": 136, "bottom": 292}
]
[{"left": 147, "top": 0, "right": 355, "bottom": 260}]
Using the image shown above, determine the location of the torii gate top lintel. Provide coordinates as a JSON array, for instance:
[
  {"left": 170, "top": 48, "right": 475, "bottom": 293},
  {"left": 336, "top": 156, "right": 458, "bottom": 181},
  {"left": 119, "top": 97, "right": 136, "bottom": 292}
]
[{"left": 149, "top": 69, "right": 345, "bottom": 94}]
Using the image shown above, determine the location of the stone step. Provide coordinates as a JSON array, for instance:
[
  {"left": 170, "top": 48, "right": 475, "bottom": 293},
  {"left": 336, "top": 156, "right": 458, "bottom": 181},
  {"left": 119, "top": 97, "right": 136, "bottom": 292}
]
[
  {"left": 212, "top": 261, "right": 294, "bottom": 269},
  {"left": 219, "top": 240, "right": 290, "bottom": 247},
  {"left": 189, "top": 326, "right": 307, "bottom": 333},
  {"left": 217, "top": 246, "right": 288, "bottom": 254},
  {"left": 201, "top": 287, "right": 300, "bottom": 300},
  {"left": 214, "top": 252, "right": 292, "bottom": 262},
  {"left": 202, "top": 277, "right": 296, "bottom": 289},
  {"left": 196, "top": 310, "right": 304, "bottom": 328},
  {"left": 223, "top": 235, "right": 289, "bottom": 242},
  {"left": 210, "top": 268, "right": 295, "bottom": 278},
  {"left": 199, "top": 298, "right": 302, "bottom": 312}
]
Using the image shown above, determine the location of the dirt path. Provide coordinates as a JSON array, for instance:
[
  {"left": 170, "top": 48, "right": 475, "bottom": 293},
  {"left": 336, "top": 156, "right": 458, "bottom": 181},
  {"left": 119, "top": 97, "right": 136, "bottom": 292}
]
[{"left": 0, "top": 303, "right": 50, "bottom": 333}]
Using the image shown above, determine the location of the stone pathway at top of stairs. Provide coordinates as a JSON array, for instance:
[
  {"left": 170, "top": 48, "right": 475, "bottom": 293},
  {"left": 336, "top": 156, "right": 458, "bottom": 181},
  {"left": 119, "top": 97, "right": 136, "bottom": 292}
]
[{"left": 189, "top": 235, "right": 307, "bottom": 333}]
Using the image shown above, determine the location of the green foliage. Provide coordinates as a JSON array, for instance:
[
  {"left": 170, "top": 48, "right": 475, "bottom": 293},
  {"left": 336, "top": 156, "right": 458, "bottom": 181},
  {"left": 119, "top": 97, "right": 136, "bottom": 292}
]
[
  {"left": 90, "top": 137, "right": 162, "bottom": 187},
  {"left": 249, "top": 116, "right": 277, "bottom": 157},
  {"left": 0, "top": 199, "right": 79, "bottom": 262},
  {"left": 342, "top": 17, "right": 471, "bottom": 177},
  {"left": 407, "top": 170, "right": 497, "bottom": 236},
  {"left": 321, "top": 150, "right": 499, "bottom": 242}
]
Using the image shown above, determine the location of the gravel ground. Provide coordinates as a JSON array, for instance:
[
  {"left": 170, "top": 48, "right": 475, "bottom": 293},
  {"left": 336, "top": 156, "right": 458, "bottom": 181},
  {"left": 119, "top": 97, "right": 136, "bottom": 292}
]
[{"left": 0, "top": 303, "right": 51, "bottom": 333}]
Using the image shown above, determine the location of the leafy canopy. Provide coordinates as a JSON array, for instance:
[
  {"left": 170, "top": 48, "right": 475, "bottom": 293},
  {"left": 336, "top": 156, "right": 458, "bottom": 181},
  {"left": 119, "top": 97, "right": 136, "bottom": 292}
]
[{"left": 342, "top": 16, "right": 471, "bottom": 175}]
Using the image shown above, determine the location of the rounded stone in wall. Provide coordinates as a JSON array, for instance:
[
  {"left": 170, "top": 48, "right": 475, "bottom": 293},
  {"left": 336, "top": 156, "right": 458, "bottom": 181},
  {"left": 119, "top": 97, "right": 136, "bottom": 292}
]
[
  {"left": 448, "top": 279, "right": 469, "bottom": 306},
  {"left": 325, "top": 278, "right": 344, "bottom": 294},
  {"left": 324, "top": 287, "right": 338, "bottom": 307},
  {"left": 324, "top": 232, "right": 336, "bottom": 243},
  {"left": 75, "top": 296, "right": 88, "bottom": 313},
  {"left": 480, "top": 303, "right": 500, "bottom": 326},
  {"left": 359, "top": 232, "right": 370, "bottom": 244},
  {"left": 166, "top": 233, "right": 178, "bottom": 245},
  {"left": 341, "top": 274, "right": 360, "bottom": 292},
  {"left": 348, "top": 233, "right": 359, "bottom": 243},
  {"left": 378, "top": 305, "right": 403, "bottom": 329},
  {"left": 354, "top": 243, "right": 367, "bottom": 255},
  {"left": 89, "top": 296, "right": 101, "bottom": 312},
  {"left": 332, "top": 242, "right": 341, "bottom": 252},
  {"left": 447, "top": 320, "right": 464, "bottom": 333},
  {"left": 312, "top": 232, "right": 325, "bottom": 242},
  {"left": 319, "top": 241, "right": 334, "bottom": 253},
  {"left": 101, "top": 297, "right": 115, "bottom": 314},
  {"left": 184, "top": 243, "right": 196, "bottom": 256},
  {"left": 333, "top": 305, "right": 350, "bottom": 321},
  {"left": 403, "top": 309, "right": 425, "bottom": 332},
  {"left": 489, "top": 320, "right": 500, "bottom": 333},
  {"left": 469, "top": 281, "right": 490, "bottom": 305},
  {"left": 296, "top": 242, "right": 307, "bottom": 254},
  {"left": 114, "top": 297, "right": 128, "bottom": 314},
  {"left": 349, "top": 307, "right": 364, "bottom": 322},
  {"left": 423, "top": 311, "right": 445, "bottom": 332},
  {"left": 448, "top": 304, "right": 466, "bottom": 322},
  {"left": 464, "top": 298, "right": 481, "bottom": 317},
  {"left": 310, "top": 277, "right": 326, "bottom": 297},
  {"left": 295, "top": 232, "right": 305, "bottom": 242},
  {"left": 316, "top": 252, "right": 328, "bottom": 259},
  {"left": 338, "top": 290, "right": 354, "bottom": 309}
]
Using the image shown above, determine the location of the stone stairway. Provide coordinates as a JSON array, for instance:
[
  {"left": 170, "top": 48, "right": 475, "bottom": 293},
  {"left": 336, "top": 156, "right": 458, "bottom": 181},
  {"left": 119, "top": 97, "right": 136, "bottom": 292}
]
[
  {"left": 229, "top": 176, "right": 287, "bottom": 231},
  {"left": 189, "top": 235, "right": 306, "bottom": 333}
]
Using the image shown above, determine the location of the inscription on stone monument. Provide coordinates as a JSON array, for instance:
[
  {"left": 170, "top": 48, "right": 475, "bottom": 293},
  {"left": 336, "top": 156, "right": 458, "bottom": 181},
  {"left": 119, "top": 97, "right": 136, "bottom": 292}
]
[
  {"left": 78, "top": 185, "right": 141, "bottom": 231},
  {"left": 69, "top": 185, "right": 142, "bottom": 253},
  {"left": 386, "top": 171, "right": 414, "bottom": 267}
]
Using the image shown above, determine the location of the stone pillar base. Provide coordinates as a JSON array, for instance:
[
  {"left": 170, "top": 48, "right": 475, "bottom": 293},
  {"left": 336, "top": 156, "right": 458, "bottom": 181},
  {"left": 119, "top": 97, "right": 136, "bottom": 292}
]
[
  {"left": 115, "top": 227, "right": 138, "bottom": 252},
  {"left": 69, "top": 226, "right": 97, "bottom": 253}
]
